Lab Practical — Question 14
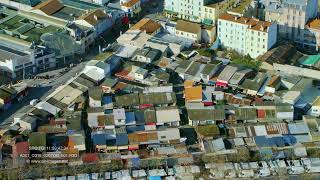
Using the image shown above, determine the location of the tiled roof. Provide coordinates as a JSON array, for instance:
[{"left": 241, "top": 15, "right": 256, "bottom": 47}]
[
  {"left": 82, "top": 153, "right": 99, "bottom": 163},
  {"left": 219, "top": 13, "right": 272, "bottom": 33},
  {"left": 184, "top": 86, "right": 202, "bottom": 102},
  {"left": 121, "top": 0, "right": 140, "bottom": 8},
  {"left": 15, "top": 141, "right": 29, "bottom": 155},
  {"left": 33, "top": 0, "right": 64, "bottom": 15},
  {"left": 78, "top": 9, "right": 107, "bottom": 26},
  {"left": 266, "top": 123, "right": 288, "bottom": 135},
  {"left": 176, "top": 20, "right": 201, "bottom": 34},
  {"left": 130, "top": 18, "right": 161, "bottom": 35},
  {"left": 128, "top": 131, "right": 158, "bottom": 144},
  {"left": 306, "top": 18, "right": 320, "bottom": 30}
]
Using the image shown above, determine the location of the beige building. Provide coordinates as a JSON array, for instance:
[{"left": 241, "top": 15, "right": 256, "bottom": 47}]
[
  {"left": 265, "top": 0, "right": 318, "bottom": 46},
  {"left": 175, "top": 20, "right": 202, "bottom": 43},
  {"left": 305, "top": 19, "right": 320, "bottom": 52},
  {"left": 165, "top": 0, "right": 236, "bottom": 25},
  {"left": 218, "top": 13, "right": 277, "bottom": 58}
]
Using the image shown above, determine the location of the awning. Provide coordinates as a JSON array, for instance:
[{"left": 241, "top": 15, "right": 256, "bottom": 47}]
[{"left": 203, "top": 18, "right": 213, "bottom": 25}]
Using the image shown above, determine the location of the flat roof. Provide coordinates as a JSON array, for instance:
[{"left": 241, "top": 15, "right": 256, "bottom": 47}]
[
  {"left": 52, "top": 6, "right": 85, "bottom": 21},
  {"left": 228, "top": 0, "right": 252, "bottom": 14}
]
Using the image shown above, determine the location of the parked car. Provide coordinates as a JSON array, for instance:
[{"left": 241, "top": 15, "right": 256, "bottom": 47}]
[{"left": 30, "top": 99, "right": 40, "bottom": 106}]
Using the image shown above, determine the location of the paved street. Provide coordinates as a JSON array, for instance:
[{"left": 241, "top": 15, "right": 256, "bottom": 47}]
[
  {"left": 0, "top": 61, "right": 87, "bottom": 124},
  {"left": 0, "top": 12, "right": 128, "bottom": 123}
]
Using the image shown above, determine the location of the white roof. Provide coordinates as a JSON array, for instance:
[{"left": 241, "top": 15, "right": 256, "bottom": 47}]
[
  {"left": 113, "top": 108, "right": 126, "bottom": 120},
  {"left": 217, "top": 65, "right": 238, "bottom": 82},
  {"left": 156, "top": 107, "right": 180, "bottom": 123},
  {"left": 148, "top": 169, "right": 166, "bottom": 176},
  {"left": 233, "top": 137, "right": 245, "bottom": 146},
  {"left": 157, "top": 128, "right": 180, "bottom": 140},
  {"left": 83, "top": 69, "right": 105, "bottom": 82},
  {"left": 212, "top": 138, "right": 225, "bottom": 151},
  {"left": 288, "top": 122, "right": 310, "bottom": 134},
  {"left": 294, "top": 135, "right": 312, "bottom": 143},
  {"left": 146, "top": 39, "right": 169, "bottom": 53},
  {"left": 282, "top": 91, "right": 301, "bottom": 103},
  {"left": 12, "top": 82, "right": 28, "bottom": 93},
  {"left": 254, "top": 125, "right": 268, "bottom": 136},
  {"left": 115, "top": 45, "right": 138, "bottom": 58},
  {"left": 294, "top": 146, "right": 307, "bottom": 157},
  {"left": 35, "top": 101, "right": 61, "bottom": 115},
  {"left": 53, "top": 85, "right": 83, "bottom": 105},
  {"left": 132, "top": 170, "right": 146, "bottom": 177},
  {"left": 143, "top": 86, "right": 173, "bottom": 93}
]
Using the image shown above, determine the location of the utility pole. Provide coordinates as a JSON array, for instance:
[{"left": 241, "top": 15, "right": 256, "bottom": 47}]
[{"left": 23, "top": 63, "right": 25, "bottom": 80}]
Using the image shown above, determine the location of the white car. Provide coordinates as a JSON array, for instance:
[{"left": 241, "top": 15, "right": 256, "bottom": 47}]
[
  {"left": 258, "top": 168, "right": 271, "bottom": 177},
  {"left": 30, "top": 99, "right": 40, "bottom": 106}
]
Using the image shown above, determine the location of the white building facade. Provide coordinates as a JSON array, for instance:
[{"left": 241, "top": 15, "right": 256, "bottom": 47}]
[
  {"left": 218, "top": 13, "right": 277, "bottom": 58},
  {"left": 164, "top": 0, "right": 219, "bottom": 24},
  {"left": 265, "top": 0, "right": 318, "bottom": 48}
]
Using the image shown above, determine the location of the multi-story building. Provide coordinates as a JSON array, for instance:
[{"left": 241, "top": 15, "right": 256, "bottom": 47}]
[
  {"left": 265, "top": 0, "right": 318, "bottom": 47},
  {"left": 164, "top": 0, "right": 230, "bottom": 25},
  {"left": 120, "top": 0, "right": 141, "bottom": 17},
  {"left": 218, "top": 13, "right": 277, "bottom": 58},
  {"left": 305, "top": 19, "right": 320, "bottom": 52},
  {"left": 175, "top": 20, "right": 202, "bottom": 43},
  {"left": 0, "top": 35, "right": 56, "bottom": 79}
]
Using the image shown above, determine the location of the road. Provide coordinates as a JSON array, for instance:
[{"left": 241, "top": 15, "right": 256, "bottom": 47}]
[
  {"left": 0, "top": 61, "right": 87, "bottom": 124},
  {"left": 0, "top": 0, "right": 165, "bottom": 124}
]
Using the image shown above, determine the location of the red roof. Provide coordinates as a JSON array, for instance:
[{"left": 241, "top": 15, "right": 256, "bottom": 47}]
[
  {"left": 257, "top": 109, "right": 266, "bottom": 119},
  {"left": 115, "top": 70, "right": 134, "bottom": 81},
  {"left": 139, "top": 104, "right": 154, "bottom": 109},
  {"left": 15, "top": 141, "right": 29, "bottom": 155},
  {"left": 82, "top": 153, "right": 99, "bottom": 163},
  {"left": 216, "top": 81, "right": 227, "bottom": 87}
]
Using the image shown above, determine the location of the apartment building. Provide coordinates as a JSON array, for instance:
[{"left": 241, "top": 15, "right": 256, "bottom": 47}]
[
  {"left": 120, "top": 0, "right": 141, "bottom": 17},
  {"left": 305, "top": 19, "right": 320, "bottom": 52},
  {"left": 218, "top": 13, "right": 277, "bottom": 58},
  {"left": 164, "top": 0, "right": 226, "bottom": 24},
  {"left": 265, "top": 0, "right": 318, "bottom": 47},
  {"left": 0, "top": 36, "right": 56, "bottom": 79}
]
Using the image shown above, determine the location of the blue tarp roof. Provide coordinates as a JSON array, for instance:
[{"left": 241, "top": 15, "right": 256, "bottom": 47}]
[
  {"left": 125, "top": 112, "right": 136, "bottom": 124},
  {"left": 92, "top": 133, "right": 116, "bottom": 145},
  {"left": 105, "top": 109, "right": 113, "bottom": 114},
  {"left": 255, "top": 135, "right": 297, "bottom": 148},
  {"left": 255, "top": 136, "right": 269, "bottom": 147},
  {"left": 149, "top": 176, "right": 161, "bottom": 180},
  {"left": 92, "top": 134, "right": 106, "bottom": 145},
  {"left": 259, "top": 148, "right": 273, "bottom": 160},
  {"left": 131, "top": 157, "right": 140, "bottom": 168},
  {"left": 102, "top": 96, "right": 113, "bottom": 105},
  {"left": 116, "top": 133, "right": 128, "bottom": 146},
  {"left": 135, "top": 111, "right": 145, "bottom": 124},
  {"left": 126, "top": 125, "right": 145, "bottom": 134}
]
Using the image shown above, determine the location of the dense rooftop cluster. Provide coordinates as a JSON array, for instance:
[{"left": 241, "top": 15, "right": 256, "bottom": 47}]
[{"left": 1, "top": 0, "right": 320, "bottom": 179}]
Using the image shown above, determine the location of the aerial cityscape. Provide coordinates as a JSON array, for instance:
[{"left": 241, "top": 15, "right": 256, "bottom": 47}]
[{"left": 0, "top": 0, "right": 319, "bottom": 179}]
